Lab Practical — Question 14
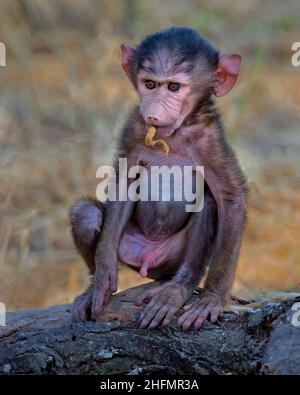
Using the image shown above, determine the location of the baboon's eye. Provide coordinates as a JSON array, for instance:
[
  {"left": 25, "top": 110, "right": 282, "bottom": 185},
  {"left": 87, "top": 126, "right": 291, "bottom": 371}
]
[
  {"left": 168, "top": 82, "right": 181, "bottom": 92},
  {"left": 144, "top": 80, "right": 156, "bottom": 89}
]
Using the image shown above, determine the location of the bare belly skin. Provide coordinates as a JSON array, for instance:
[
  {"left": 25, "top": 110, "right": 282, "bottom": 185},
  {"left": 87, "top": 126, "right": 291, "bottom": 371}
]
[
  {"left": 118, "top": 220, "right": 189, "bottom": 279},
  {"left": 118, "top": 159, "right": 194, "bottom": 278}
]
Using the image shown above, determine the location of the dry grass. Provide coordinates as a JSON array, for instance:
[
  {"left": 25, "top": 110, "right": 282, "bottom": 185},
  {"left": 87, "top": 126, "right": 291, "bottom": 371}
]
[{"left": 0, "top": 0, "right": 299, "bottom": 310}]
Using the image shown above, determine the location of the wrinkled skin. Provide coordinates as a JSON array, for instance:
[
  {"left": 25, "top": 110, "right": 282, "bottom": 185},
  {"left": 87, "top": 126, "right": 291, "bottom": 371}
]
[
  {"left": 136, "top": 282, "right": 192, "bottom": 329},
  {"left": 178, "top": 291, "right": 223, "bottom": 331},
  {"left": 70, "top": 27, "right": 247, "bottom": 330}
]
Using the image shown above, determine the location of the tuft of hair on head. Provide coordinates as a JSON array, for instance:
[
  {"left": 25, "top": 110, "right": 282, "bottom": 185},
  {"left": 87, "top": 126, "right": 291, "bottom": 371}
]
[{"left": 134, "top": 27, "right": 220, "bottom": 76}]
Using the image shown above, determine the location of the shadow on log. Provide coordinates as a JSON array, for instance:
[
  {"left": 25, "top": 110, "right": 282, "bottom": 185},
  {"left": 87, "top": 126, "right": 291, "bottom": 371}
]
[{"left": 0, "top": 283, "right": 300, "bottom": 375}]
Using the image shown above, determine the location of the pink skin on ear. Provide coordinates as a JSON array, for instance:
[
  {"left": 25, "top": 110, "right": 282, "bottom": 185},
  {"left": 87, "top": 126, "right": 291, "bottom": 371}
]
[
  {"left": 213, "top": 54, "right": 241, "bottom": 97},
  {"left": 121, "top": 44, "right": 136, "bottom": 81}
]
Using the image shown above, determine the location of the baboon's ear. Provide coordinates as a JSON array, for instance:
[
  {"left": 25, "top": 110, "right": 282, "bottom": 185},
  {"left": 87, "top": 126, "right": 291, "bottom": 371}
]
[
  {"left": 213, "top": 54, "right": 241, "bottom": 97},
  {"left": 121, "top": 44, "right": 136, "bottom": 82}
]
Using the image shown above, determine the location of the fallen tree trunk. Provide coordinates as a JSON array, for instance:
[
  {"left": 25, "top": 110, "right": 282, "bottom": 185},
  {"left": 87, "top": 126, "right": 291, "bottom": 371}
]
[{"left": 0, "top": 283, "right": 300, "bottom": 375}]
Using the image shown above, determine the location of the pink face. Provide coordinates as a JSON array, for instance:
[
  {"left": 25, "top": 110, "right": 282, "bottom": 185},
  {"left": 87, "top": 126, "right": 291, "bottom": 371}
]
[
  {"left": 137, "top": 70, "right": 194, "bottom": 129},
  {"left": 120, "top": 44, "right": 241, "bottom": 132}
]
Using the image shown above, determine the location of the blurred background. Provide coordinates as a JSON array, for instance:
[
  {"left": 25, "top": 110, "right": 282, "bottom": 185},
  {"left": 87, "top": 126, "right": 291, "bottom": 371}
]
[{"left": 0, "top": 0, "right": 299, "bottom": 311}]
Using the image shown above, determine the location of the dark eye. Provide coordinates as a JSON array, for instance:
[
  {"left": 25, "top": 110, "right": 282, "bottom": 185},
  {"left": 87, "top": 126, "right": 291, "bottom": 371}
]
[
  {"left": 168, "top": 82, "right": 181, "bottom": 92},
  {"left": 144, "top": 80, "right": 156, "bottom": 89}
]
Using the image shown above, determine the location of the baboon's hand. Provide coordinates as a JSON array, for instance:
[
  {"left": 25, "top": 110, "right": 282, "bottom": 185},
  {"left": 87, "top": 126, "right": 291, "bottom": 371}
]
[
  {"left": 135, "top": 282, "right": 192, "bottom": 329},
  {"left": 177, "top": 290, "right": 223, "bottom": 331},
  {"left": 91, "top": 264, "right": 118, "bottom": 321},
  {"left": 72, "top": 286, "right": 93, "bottom": 323}
]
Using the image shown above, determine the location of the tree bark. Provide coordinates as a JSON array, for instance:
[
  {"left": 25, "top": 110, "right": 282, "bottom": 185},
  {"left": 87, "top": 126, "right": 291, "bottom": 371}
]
[{"left": 0, "top": 283, "right": 299, "bottom": 375}]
